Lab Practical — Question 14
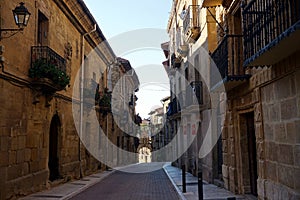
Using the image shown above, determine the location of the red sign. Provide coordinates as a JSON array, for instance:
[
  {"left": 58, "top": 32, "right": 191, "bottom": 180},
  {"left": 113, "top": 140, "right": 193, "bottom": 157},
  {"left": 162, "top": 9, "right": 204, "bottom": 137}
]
[
  {"left": 192, "top": 124, "right": 196, "bottom": 135},
  {"left": 183, "top": 126, "right": 187, "bottom": 135}
]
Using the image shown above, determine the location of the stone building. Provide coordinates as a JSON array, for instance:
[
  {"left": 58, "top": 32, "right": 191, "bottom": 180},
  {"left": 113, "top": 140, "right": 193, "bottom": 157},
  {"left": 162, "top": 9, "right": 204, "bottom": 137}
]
[
  {"left": 161, "top": 96, "right": 171, "bottom": 149},
  {"left": 137, "top": 119, "right": 152, "bottom": 163},
  {"left": 166, "top": 0, "right": 300, "bottom": 199},
  {"left": 103, "top": 57, "right": 140, "bottom": 166},
  {"left": 210, "top": 0, "right": 300, "bottom": 199},
  {"left": 165, "top": 0, "right": 222, "bottom": 181},
  {"left": 148, "top": 107, "right": 164, "bottom": 154},
  {"left": 0, "top": 0, "right": 124, "bottom": 199}
]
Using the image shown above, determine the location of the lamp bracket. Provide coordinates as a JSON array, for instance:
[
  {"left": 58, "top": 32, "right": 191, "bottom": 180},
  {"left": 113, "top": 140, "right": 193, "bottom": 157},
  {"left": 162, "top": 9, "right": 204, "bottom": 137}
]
[
  {"left": 0, "top": 28, "right": 23, "bottom": 40},
  {"left": 0, "top": 28, "right": 23, "bottom": 32}
]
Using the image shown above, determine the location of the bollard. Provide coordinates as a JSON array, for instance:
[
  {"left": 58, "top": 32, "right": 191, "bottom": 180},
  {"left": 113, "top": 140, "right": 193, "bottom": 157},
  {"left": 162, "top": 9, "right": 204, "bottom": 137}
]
[
  {"left": 198, "top": 170, "right": 203, "bottom": 200},
  {"left": 182, "top": 165, "right": 186, "bottom": 193}
]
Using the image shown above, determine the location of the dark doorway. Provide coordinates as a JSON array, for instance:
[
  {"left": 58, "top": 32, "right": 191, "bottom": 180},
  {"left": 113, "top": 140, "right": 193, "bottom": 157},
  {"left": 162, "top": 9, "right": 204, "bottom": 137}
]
[
  {"left": 49, "top": 114, "right": 60, "bottom": 181},
  {"left": 215, "top": 137, "right": 223, "bottom": 180},
  {"left": 246, "top": 112, "right": 258, "bottom": 196},
  {"left": 240, "top": 112, "right": 258, "bottom": 196}
]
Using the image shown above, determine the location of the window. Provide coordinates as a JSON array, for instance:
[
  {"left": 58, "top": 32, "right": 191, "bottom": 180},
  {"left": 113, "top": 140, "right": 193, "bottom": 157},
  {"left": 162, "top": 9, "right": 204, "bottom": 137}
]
[
  {"left": 194, "top": 55, "right": 200, "bottom": 81},
  {"left": 38, "top": 11, "right": 49, "bottom": 45},
  {"left": 185, "top": 65, "right": 189, "bottom": 81}
]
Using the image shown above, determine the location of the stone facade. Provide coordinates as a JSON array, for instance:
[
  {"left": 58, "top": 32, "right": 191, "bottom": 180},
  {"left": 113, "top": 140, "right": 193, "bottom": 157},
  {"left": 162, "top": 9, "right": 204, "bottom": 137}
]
[
  {"left": 222, "top": 54, "right": 300, "bottom": 199},
  {"left": 0, "top": 0, "right": 120, "bottom": 199},
  {"left": 94, "top": 57, "right": 140, "bottom": 168},
  {"left": 166, "top": 0, "right": 300, "bottom": 199},
  {"left": 106, "top": 57, "right": 140, "bottom": 166},
  {"left": 211, "top": 0, "right": 300, "bottom": 199},
  {"left": 166, "top": 0, "right": 223, "bottom": 182},
  {"left": 221, "top": 54, "right": 300, "bottom": 199}
]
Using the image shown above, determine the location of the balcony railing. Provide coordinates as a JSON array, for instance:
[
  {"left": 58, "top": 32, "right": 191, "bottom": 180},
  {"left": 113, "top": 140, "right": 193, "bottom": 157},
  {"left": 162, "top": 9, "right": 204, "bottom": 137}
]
[
  {"left": 211, "top": 35, "right": 250, "bottom": 89},
  {"left": 192, "top": 81, "right": 203, "bottom": 105},
  {"left": 184, "top": 82, "right": 203, "bottom": 106},
  {"left": 178, "top": 91, "right": 185, "bottom": 111},
  {"left": 171, "top": 53, "right": 181, "bottom": 68},
  {"left": 183, "top": 5, "right": 201, "bottom": 43},
  {"left": 29, "top": 46, "right": 69, "bottom": 93},
  {"left": 31, "top": 46, "right": 66, "bottom": 73},
  {"left": 176, "top": 27, "right": 188, "bottom": 57},
  {"left": 98, "top": 90, "right": 112, "bottom": 113},
  {"left": 242, "top": 0, "right": 300, "bottom": 66},
  {"left": 29, "top": 46, "right": 68, "bottom": 105},
  {"left": 167, "top": 98, "right": 178, "bottom": 116},
  {"left": 201, "top": 0, "right": 232, "bottom": 8}
]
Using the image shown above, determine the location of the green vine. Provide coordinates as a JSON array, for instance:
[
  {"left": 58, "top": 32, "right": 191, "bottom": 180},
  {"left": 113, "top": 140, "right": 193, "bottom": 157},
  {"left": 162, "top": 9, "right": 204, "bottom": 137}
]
[
  {"left": 29, "top": 58, "right": 70, "bottom": 88},
  {"left": 98, "top": 88, "right": 112, "bottom": 108}
]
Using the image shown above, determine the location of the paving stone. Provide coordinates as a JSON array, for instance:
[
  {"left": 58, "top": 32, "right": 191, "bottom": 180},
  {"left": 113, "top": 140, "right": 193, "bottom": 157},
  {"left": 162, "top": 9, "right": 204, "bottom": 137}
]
[{"left": 71, "top": 163, "right": 180, "bottom": 200}]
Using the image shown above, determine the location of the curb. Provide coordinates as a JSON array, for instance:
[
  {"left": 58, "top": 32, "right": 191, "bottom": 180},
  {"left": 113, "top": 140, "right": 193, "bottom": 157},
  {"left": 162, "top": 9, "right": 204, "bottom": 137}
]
[
  {"left": 163, "top": 163, "right": 187, "bottom": 200},
  {"left": 63, "top": 170, "right": 116, "bottom": 200},
  {"left": 63, "top": 163, "right": 141, "bottom": 199},
  {"left": 20, "top": 170, "right": 116, "bottom": 200}
]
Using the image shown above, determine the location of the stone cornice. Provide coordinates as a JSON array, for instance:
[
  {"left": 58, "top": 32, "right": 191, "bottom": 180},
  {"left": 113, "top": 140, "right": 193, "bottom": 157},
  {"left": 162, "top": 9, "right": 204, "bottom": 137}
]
[
  {"left": 53, "top": 0, "right": 115, "bottom": 65},
  {"left": 52, "top": 0, "right": 87, "bottom": 38},
  {"left": 167, "top": 0, "right": 179, "bottom": 32}
]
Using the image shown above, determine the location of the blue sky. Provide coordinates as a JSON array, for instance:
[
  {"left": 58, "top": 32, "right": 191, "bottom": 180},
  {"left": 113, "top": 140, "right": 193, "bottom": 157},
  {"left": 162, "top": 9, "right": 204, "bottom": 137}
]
[
  {"left": 83, "top": 0, "right": 172, "bottom": 37},
  {"left": 84, "top": 0, "right": 172, "bottom": 118}
]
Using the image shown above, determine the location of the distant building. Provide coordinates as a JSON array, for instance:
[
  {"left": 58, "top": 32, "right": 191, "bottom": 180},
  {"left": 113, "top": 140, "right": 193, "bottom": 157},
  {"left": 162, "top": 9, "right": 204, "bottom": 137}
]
[
  {"left": 148, "top": 107, "right": 165, "bottom": 161},
  {"left": 105, "top": 57, "right": 140, "bottom": 166},
  {"left": 137, "top": 119, "right": 152, "bottom": 163}
]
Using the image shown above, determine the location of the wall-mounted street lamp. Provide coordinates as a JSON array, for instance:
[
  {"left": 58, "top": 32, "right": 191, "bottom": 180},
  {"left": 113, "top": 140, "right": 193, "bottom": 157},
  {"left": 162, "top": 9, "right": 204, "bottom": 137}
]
[{"left": 0, "top": 2, "right": 31, "bottom": 40}]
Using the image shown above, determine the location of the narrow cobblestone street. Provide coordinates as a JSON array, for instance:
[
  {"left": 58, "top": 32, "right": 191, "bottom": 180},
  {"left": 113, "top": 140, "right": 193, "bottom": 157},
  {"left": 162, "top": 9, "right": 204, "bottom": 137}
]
[{"left": 70, "top": 163, "right": 180, "bottom": 200}]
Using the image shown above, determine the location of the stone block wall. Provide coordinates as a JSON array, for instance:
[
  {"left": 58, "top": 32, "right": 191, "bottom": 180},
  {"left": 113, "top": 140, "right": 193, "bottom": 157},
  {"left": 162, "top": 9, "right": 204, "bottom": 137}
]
[
  {"left": 0, "top": 0, "right": 114, "bottom": 199},
  {"left": 222, "top": 51, "right": 300, "bottom": 199},
  {"left": 259, "top": 53, "right": 300, "bottom": 200}
]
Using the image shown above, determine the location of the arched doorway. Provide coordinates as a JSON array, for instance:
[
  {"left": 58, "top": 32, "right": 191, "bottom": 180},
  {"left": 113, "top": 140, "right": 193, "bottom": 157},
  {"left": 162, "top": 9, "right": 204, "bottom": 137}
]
[
  {"left": 48, "top": 114, "right": 61, "bottom": 181},
  {"left": 138, "top": 147, "right": 152, "bottom": 163}
]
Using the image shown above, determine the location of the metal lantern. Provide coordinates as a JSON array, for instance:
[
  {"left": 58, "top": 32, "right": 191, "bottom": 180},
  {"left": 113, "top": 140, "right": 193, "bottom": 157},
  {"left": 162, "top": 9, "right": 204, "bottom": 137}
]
[{"left": 12, "top": 2, "right": 31, "bottom": 28}]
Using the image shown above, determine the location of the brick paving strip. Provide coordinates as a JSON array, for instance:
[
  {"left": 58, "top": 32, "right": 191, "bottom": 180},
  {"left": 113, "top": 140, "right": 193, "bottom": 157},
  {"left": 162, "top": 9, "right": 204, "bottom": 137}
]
[
  {"left": 20, "top": 163, "right": 181, "bottom": 200},
  {"left": 70, "top": 165, "right": 181, "bottom": 200},
  {"left": 20, "top": 162, "right": 249, "bottom": 200}
]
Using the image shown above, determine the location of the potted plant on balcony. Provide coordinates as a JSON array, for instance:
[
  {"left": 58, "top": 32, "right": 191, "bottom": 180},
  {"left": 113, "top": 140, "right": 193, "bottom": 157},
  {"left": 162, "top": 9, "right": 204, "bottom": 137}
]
[
  {"left": 98, "top": 88, "right": 112, "bottom": 114},
  {"left": 29, "top": 58, "right": 70, "bottom": 92}
]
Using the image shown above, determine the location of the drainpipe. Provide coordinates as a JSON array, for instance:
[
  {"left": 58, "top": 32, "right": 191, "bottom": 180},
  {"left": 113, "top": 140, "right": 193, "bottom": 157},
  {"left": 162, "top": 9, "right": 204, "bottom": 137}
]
[
  {"left": 79, "top": 24, "right": 97, "bottom": 178},
  {"left": 192, "top": 0, "right": 197, "bottom": 27}
]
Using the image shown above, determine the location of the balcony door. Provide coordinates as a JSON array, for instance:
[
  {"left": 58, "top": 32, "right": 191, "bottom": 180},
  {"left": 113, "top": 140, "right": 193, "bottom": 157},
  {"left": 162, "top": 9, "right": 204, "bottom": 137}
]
[{"left": 38, "top": 11, "right": 49, "bottom": 46}]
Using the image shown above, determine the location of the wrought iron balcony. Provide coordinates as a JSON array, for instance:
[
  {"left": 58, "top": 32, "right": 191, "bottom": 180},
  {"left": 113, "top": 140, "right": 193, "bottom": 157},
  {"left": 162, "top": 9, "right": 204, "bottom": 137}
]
[
  {"left": 242, "top": 0, "right": 300, "bottom": 67},
  {"left": 29, "top": 46, "right": 68, "bottom": 105},
  {"left": 183, "top": 5, "right": 201, "bottom": 43},
  {"left": 211, "top": 35, "right": 250, "bottom": 90},
  {"left": 98, "top": 90, "right": 112, "bottom": 114},
  {"left": 167, "top": 98, "right": 178, "bottom": 117},
  {"left": 185, "top": 81, "right": 203, "bottom": 107},
  {"left": 171, "top": 53, "right": 181, "bottom": 68},
  {"left": 177, "top": 91, "right": 185, "bottom": 111},
  {"left": 30, "top": 46, "right": 68, "bottom": 90},
  {"left": 201, "top": 0, "right": 232, "bottom": 8},
  {"left": 31, "top": 46, "right": 66, "bottom": 73},
  {"left": 176, "top": 27, "right": 188, "bottom": 57}
]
